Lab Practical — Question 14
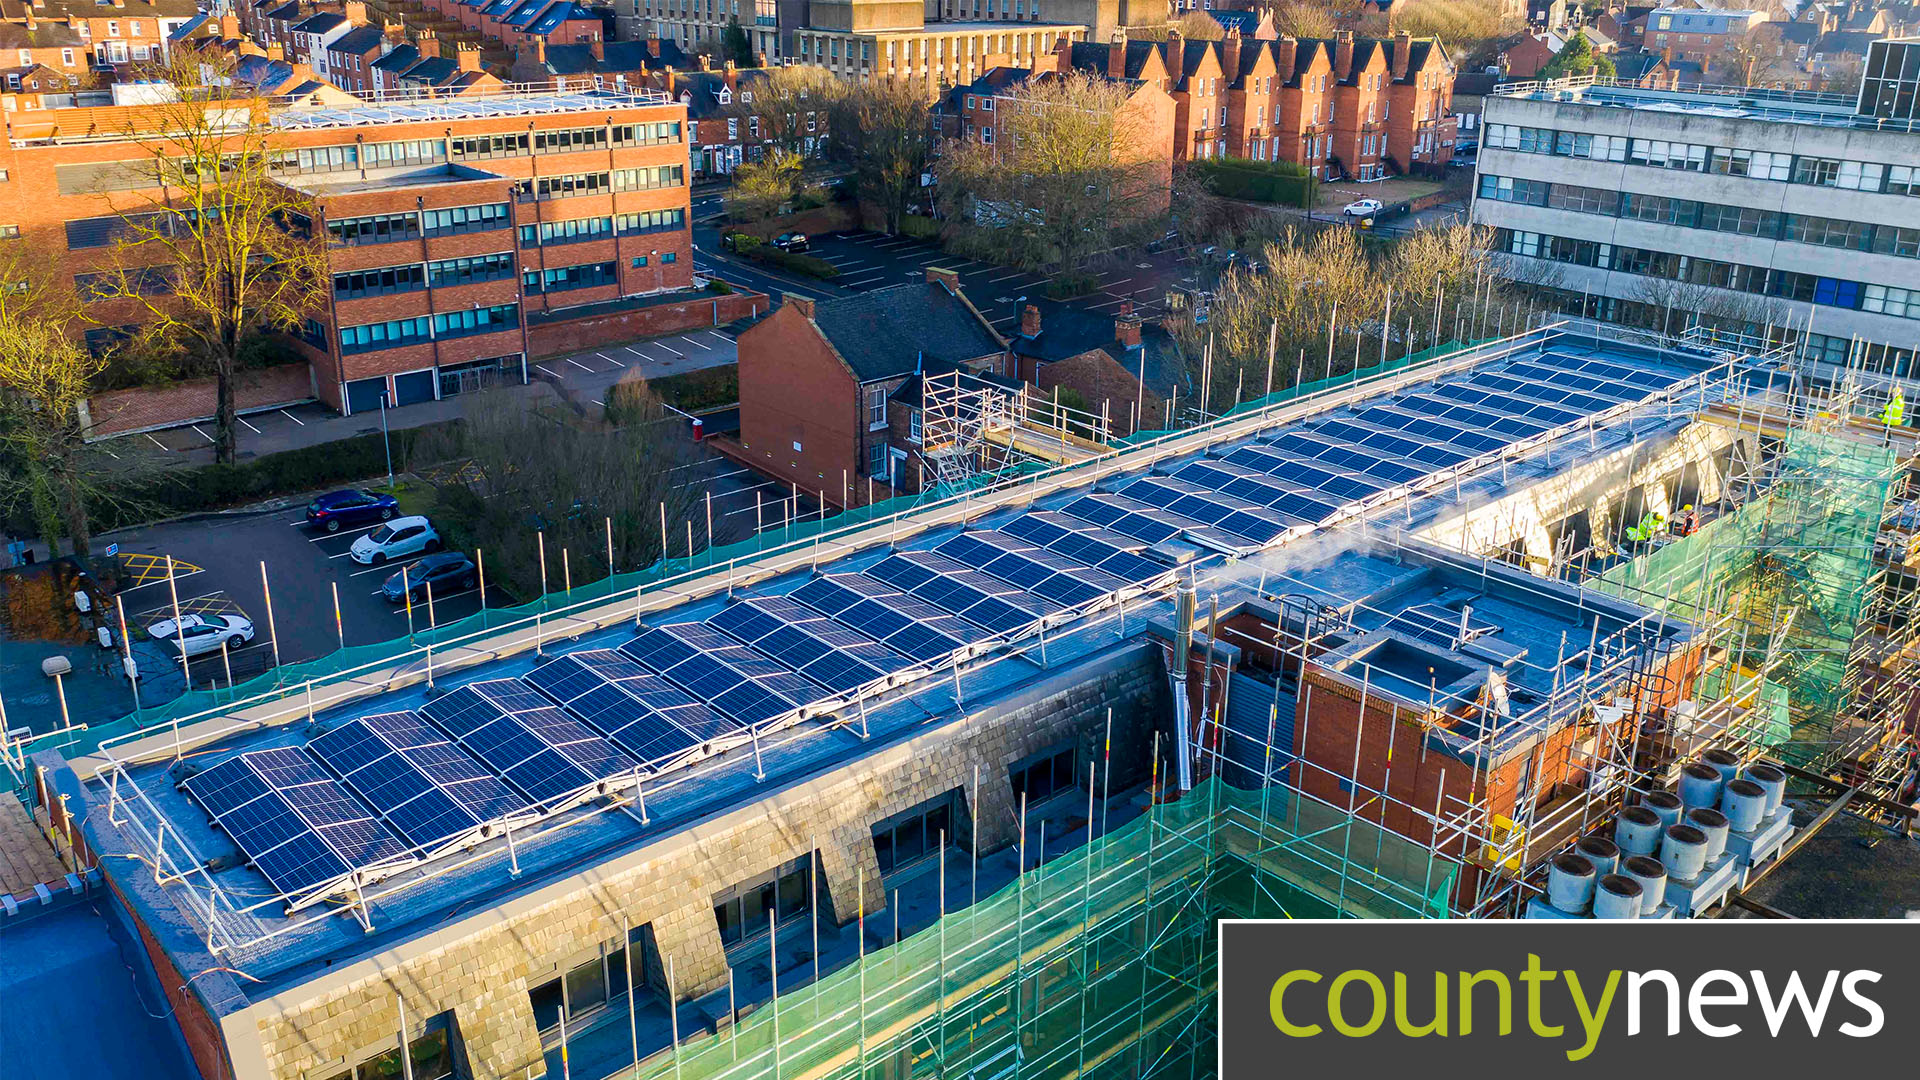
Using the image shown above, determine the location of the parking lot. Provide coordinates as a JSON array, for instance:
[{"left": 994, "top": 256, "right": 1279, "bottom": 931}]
[{"left": 533, "top": 327, "right": 739, "bottom": 408}]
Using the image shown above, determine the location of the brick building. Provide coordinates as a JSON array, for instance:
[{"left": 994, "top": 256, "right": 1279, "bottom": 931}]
[
  {"left": 735, "top": 267, "right": 1007, "bottom": 501},
  {"left": 0, "top": 0, "right": 200, "bottom": 71},
  {"left": 0, "top": 84, "right": 695, "bottom": 417},
  {"left": 1004, "top": 299, "right": 1175, "bottom": 437},
  {"left": 0, "top": 19, "right": 89, "bottom": 91}
]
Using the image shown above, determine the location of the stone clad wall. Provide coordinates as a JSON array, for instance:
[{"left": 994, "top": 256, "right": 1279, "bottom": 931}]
[{"left": 236, "top": 644, "right": 1169, "bottom": 1080}]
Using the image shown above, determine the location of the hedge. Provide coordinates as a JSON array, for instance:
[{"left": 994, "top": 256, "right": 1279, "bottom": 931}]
[
  {"left": 88, "top": 420, "right": 466, "bottom": 532},
  {"left": 898, "top": 214, "right": 941, "bottom": 240},
  {"left": 1194, "top": 157, "right": 1318, "bottom": 209},
  {"left": 727, "top": 233, "right": 842, "bottom": 280}
]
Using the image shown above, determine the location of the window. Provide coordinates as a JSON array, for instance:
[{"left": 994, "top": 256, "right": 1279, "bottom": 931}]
[
  {"left": 428, "top": 252, "right": 515, "bottom": 287},
  {"left": 519, "top": 216, "right": 613, "bottom": 246},
  {"left": 339, "top": 315, "right": 432, "bottom": 354},
  {"left": 1784, "top": 215, "right": 1870, "bottom": 250},
  {"left": 871, "top": 792, "right": 961, "bottom": 875},
  {"left": 1477, "top": 175, "right": 1547, "bottom": 206},
  {"left": 528, "top": 944, "right": 631, "bottom": 1039},
  {"left": 1547, "top": 184, "right": 1615, "bottom": 214},
  {"left": 868, "top": 439, "right": 888, "bottom": 477},
  {"left": 908, "top": 409, "right": 922, "bottom": 443},
  {"left": 1870, "top": 225, "right": 1920, "bottom": 259},
  {"left": 333, "top": 263, "right": 427, "bottom": 299},
  {"left": 1712, "top": 147, "right": 1790, "bottom": 181},
  {"left": 713, "top": 857, "right": 815, "bottom": 945},
  {"left": 1863, "top": 285, "right": 1920, "bottom": 319},
  {"left": 433, "top": 303, "right": 519, "bottom": 339},
  {"left": 421, "top": 202, "right": 509, "bottom": 237},
  {"left": 1622, "top": 192, "right": 1695, "bottom": 226},
  {"left": 451, "top": 132, "right": 531, "bottom": 160},
  {"left": 1887, "top": 165, "right": 1920, "bottom": 196},
  {"left": 616, "top": 208, "right": 684, "bottom": 236},
  {"left": 0, "top": 225, "right": 17, "bottom": 240},
  {"left": 1553, "top": 131, "right": 1626, "bottom": 161},
  {"left": 318, "top": 1022, "right": 456, "bottom": 1080},
  {"left": 1009, "top": 745, "right": 1076, "bottom": 807},
  {"left": 516, "top": 171, "right": 612, "bottom": 200},
  {"left": 327, "top": 211, "right": 419, "bottom": 245},
  {"left": 1698, "top": 203, "right": 1779, "bottom": 237},
  {"left": 866, "top": 385, "right": 887, "bottom": 429},
  {"left": 611, "top": 165, "right": 685, "bottom": 192},
  {"left": 1628, "top": 139, "right": 1707, "bottom": 171},
  {"left": 524, "top": 261, "right": 618, "bottom": 293}
]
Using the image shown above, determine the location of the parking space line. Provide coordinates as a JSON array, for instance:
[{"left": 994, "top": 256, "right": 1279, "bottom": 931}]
[
  {"left": 308, "top": 522, "right": 382, "bottom": 543},
  {"left": 238, "top": 416, "right": 262, "bottom": 434},
  {"left": 190, "top": 425, "right": 216, "bottom": 444},
  {"left": 280, "top": 409, "right": 305, "bottom": 426},
  {"left": 989, "top": 270, "right": 1026, "bottom": 283},
  {"left": 676, "top": 336, "right": 706, "bottom": 351},
  {"left": 566, "top": 357, "right": 595, "bottom": 373},
  {"left": 535, "top": 364, "right": 563, "bottom": 378},
  {"left": 705, "top": 332, "right": 732, "bottom": 348},
  {"left": 143, "top": 433, "right": 170, "bottom": 452},
  {"left": 597, "top": 353, "right": 620, "bottom": 366},
  {"left": 386, "top": 587, "right": 479, "bottom": 607},
  {"left": 349, "top": 556, "right": 427, "bottom": 578},
  {"left": 841, "top": 274, "right": 885, "bottom": 287}
]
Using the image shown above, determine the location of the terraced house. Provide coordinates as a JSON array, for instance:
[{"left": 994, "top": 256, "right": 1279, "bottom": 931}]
[{"left": 0, "top": 84, "right": 696, "bottom": 417}]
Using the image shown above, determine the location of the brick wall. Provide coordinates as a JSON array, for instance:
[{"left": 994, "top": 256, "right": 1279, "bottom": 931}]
[
  {"left": 223, "top": 645, "right": 1168, "bottom": 1080},
  {"left": 83, "top": 364, "right": 315, "bottom": 440},
  {"left": 736, "top": 301, "right": 862, "bottom": 495},
  {"left": 525, "top": 290, "right": 767, "bottom": 358}
]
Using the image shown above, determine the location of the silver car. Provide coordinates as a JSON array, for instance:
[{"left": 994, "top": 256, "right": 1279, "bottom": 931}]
[{"left": 168, "top": 614, "right": 256, "bottom": 658}]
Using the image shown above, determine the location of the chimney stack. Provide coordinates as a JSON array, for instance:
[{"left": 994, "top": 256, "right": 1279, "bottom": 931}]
[
  {"left": 417, "top": 29, "right": 439, "bottom": 59},
  {"left": 456, "top": 42, "right": 481, "bottom": 72},
  {"left": 925, "top": 266, "right": 961, "bottom": 293},
  {"left": 1335, "top": 30, "right": 1354, "bottom": 79},
  {"left": 1391, "top": 30, "right": 1410, "bottom": 78},
  {"left": 590, "top": 36, "right": 604, "bottom": 62},
  {"left": 646, "top": 35, "right": 662, "bottom": 58},
  {"left": 1108, "top": 30, "right": 1126, "bottom": 79},
  {"left": 289, "top": 60, "right": 314, "bottom": 87},
  {"left": 662, "top": 64, "right": 676, "bottom": 96},
  {"left": 219, "top": 11, "right": 239, "bottom": 37},
  {"left": 1114, "top": 311, "right": 1142, "bottom": 348},
  {"left": 266, "top": 41, "right": 285, "bottom": 62},
  {"left": 723, "top": 58, "right": 737, "bottom": 91},
  {"left": 787, "top": 295, "right": 815, "bottom": 319},
  {"left": 1275, "top": 36, "right": 1297, "bottom": 83},
  {"left": 1165, "top": 29, "right": 1184, "bottom": 84},
  {"left": 1221, "top": 28, "right": 1242, "bottom": 82},
  {"left": 1019, "top": 304, "right": 1042, "bottom": 337},
  {"left": 344, "top": 0, "right": 368, "bottom": 25},
  {"left": 385, "top": 21, "right": 406, "bottom": 44},
  {"left": 697, "top": 53, "right": 711, "bottom": 71},
  {"left": 532, "top": 36, "right": 547, "bottom": 66}
]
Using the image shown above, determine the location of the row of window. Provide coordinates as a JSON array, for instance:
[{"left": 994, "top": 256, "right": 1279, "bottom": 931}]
[
  {"left": 449, "top": 122, "right": 683, "bottom": 161},
  {"left": 332, "top": 252, "right": 519, "bottom": 298},
  {"left": 1482, "top": 123, "right": 1920, "bottom": 196},
  {"left": 1477, "top": 175, "right": 1920, "bottom": 258},
  {"left": 277, "top": 139, "right": 444, "bottom": 175},
  {"left": 511, "top": 165, "right": 685, "bottom": 201},
  {"left": 338, "top": 303, "right": 520, "bottom": 353},
  {"left": 1494, "top": 228, "right": 1920, "bottom": 320},
  {"left": 524, "top": 261, "right": 619, "bottom": 293},
  {"left": 513, "top": 208, "right": 689, "bottom": 247}
]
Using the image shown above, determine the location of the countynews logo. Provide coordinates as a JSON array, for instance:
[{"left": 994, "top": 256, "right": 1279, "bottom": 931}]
[
  {"left": 1218, "top": 923, "right": 1916, "bottom": 1072},
  {"left": 1265, "top": 955, "right": 1886, "bottom": 1061}
]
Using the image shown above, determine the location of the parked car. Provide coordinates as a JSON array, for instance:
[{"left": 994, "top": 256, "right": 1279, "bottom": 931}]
[
  {"left": 771, "top": 232, "right": 810, "bottom": 253},
  {"left": 1342, "top": 198, "right": 1385, "bottom": 218},
  {"left": 350, "top": 516, "right": 441, "bottom": 565},
  {"left": 306, "top": 489, "right": 399, "bottom": 532},
  {"left": 146, "top": 613, "right": 212, "bottom": 641},
  {"left": 382, "top": 552, "right": 477, "bottom": 604},
  {"left": 168, "top": 614, "right": 255, "bottom": 658}
]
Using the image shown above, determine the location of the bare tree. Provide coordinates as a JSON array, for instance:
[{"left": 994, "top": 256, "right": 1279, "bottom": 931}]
[
  {"left": 936, "top": 72, "right": 1164, "bottom": 275},
  {"left": 828, "top": 78, "right": 934, "bottom": 234},
  {"left": 412, "top": 383, "right": 704, "bottom": 597},
  {"left": 725, "top": 149, "right": 805, "bottom": 222},
  {"left": 97, "top": 51, "right": 329, "bottom": 465}
]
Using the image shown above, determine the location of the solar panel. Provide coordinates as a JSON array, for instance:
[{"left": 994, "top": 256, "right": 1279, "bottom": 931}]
[
  {"left": 525, "top": 649, "right": 744, "bottom": 761},
  {"left": 1119, "top": 476, "right": 1291, "bottom": 545},
  {"left": 620, "top": 623, "right": 826, "bottom": 725},
  {"left": 311, "top": 712, "right": 529, "bottom": 849},
  {"left": 1175, "top": 459, "right": 1344, "bottom": 526},
  {"left": 864, "top": 550, "right": 1053, "bottom": 634},
  {"left": 999, "top": 512, "right": 1171, "bottom": 583},
  {"left": 932, "top": 530, "right": 1126, "bottom": 608},
  {"left": 420, "top": 680, "right": 635, "bottom": 803},
  {"left": 708, "top": 596, "right": 910, "bottom": 692},
  {"left": 184, "top": 747, "right": 410, "bottom": 897},
  {"left": 788, "top": 574, "right": 980, "bottom": 662}
]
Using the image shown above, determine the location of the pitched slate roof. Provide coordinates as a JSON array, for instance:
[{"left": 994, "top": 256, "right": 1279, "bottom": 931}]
[
  {"left": 527, "top": 38, "right": 690, "bottom": 75},
  {"left": 292, "top": 12, "right": 348, "bottom": 34},
  {"left": 810, "top": 282, "right": 1004, "bottom": 383},
  {"left": 399, "top": 55, "right": 458, "bottom": 84},
  {"left": 1065, "top": 39, "right": 1162, "bottom": 80},
  {"left": 372, "top": 43, "right": 419, "bottom": 71},
  {"left": 329, "top": 25, "right": 385, "bottom": 55}
]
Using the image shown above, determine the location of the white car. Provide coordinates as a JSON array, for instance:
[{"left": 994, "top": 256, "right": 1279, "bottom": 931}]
[
  {"left": 168, "top": 614, "right": 255, "bottom": 658},
  {"left": 1342, "top": 198, "right": 1385, "bottom": 218},
  {"left": 146, "top": 613, "right": 212, "bottom": 641},
  {"left": 350, "top": 516, "right": 441, "bottom": 565}
]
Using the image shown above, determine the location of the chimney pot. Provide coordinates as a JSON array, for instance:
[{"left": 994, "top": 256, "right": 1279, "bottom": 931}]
[
  {"left": 266, "top": 41, "right": 285, "bottom": 62},
  {"left": 698, "top": 53, "right": 711, "bottom": 71},
  {"left": 417, "top": 29, "right": 439, "bottom": 60}
]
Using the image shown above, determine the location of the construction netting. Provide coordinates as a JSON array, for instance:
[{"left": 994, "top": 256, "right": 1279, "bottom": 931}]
[
  {"left": 619, "top": 777, "right": 1452, "bottom": 1080},
  {"left": 1592, "top": 428, "right": 1900, "bottom": 769}
]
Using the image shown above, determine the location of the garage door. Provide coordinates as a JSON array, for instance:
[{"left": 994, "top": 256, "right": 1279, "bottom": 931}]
[
  {"left": 1220, "top": 672, "right": 1295, "bottom": 791},
  {"left": 393, "top": 370, "right": 436, "bottom": 407},
  {"left": 345, "top": 376, "right": 387, "bottom": 416}
]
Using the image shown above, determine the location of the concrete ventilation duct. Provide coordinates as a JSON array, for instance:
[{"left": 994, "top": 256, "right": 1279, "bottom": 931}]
[
  {"left": 1593, "top": 874, "right": 1643, "bottom": 920},
  {"left": 1702, "top": 747, "right": 1742, "bottom": 783},
  {"left": 1720, "top": 778, "right": 1768, "bottom": 832},
  {"left": 1687, "top": 807, "right": 1730, "bottom": 862},
  {"left": 1576, "top": 835, "right": 1621, "bottom": 878},
  {"left": 1661, "top": 823, "right": 1709, "bottom": 881},
  {"left": 1623, "top": 854, "right": 1668, "bottom": 915},
  {"left": 1745, "top": 764, "right": 1787, "bottom": 816},
  {"left": 1614, "top": 806, "right": 1664, "bottom": 856},
  {"left": 1644, "top": 789, "right": 1686, "bottom": 828},
  {"left": 1547, "top": 853, "right": 1597, "bottom": 914},
  {"left": 1679, "top": 762, "right": 1725, "bottom": 809}
]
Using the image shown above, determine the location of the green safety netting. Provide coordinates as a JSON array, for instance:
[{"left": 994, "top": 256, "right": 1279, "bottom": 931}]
[
  {"left": 615, "top": 777, "right": 1450, "bottom": 1080},
  {"left": 1592, "top": 429, "right": 1900, "bottom": 769}
]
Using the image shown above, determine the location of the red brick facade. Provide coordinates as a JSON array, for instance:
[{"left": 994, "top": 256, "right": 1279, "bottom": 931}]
[
  {"left": 523, "top": 288, "right": 765, "bottom": 357},
  {"left": 735, "top": 298, "right": 864, "bottom": 499}
]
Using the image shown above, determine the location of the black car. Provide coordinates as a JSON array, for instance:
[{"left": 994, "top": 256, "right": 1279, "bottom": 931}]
[
  {"left": 382, "top": 552, "right": 477, "bottom": 603},
  {"left": 306, "top": 489, "right": 399, "bottom": 532}
]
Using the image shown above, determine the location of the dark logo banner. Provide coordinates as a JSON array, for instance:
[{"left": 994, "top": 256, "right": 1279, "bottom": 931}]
[{"left": 1219, "top": 920, "right": 1919, "bottom": 1072}]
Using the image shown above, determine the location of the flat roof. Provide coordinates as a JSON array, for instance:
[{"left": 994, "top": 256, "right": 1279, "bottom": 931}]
[
  {"left": 1490, "top": 76, "right": 1919, "bottom": 133},
  {"left": 285, "top": 163, "right": 507, "bottom": 195},
  {"left": 86, "top": 329, "right": 1725, "bottom": 997},
  {"left": 270, "top": 87, "right": 673, "bottom": 130}
]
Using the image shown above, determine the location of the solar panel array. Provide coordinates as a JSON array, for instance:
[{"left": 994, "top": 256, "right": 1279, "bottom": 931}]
[
  {"left": 184, "top": 747, "right": 411, "bottom": 897},
  {"left": 185, "top": 346, "right": 1692, "bottom": 900}
]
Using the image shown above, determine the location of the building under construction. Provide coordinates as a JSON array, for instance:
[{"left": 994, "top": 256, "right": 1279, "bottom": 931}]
[{"left": 11, "top": 324, "right": 1917, "bottom": 1080}]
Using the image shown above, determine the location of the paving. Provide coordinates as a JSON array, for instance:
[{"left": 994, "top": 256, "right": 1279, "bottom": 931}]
[{"left": 0, "top": 799, "right": 64, "bottom": 897}]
